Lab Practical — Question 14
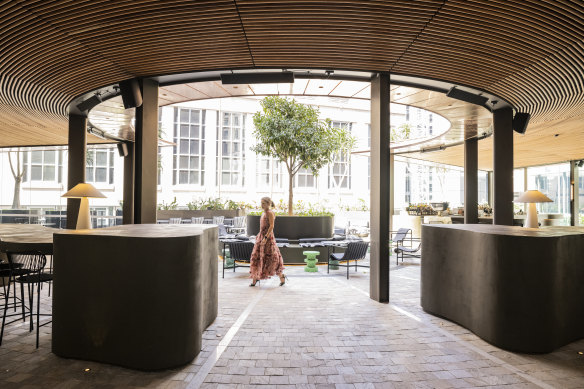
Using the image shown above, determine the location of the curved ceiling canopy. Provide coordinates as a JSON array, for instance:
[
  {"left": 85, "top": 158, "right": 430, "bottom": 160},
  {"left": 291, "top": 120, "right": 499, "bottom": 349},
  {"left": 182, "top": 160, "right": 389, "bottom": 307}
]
[
  {"left": 87, "top": 71, "right": 495, "bottom": 155},
  {"left": 1, "top": 0, "right": 583, "bottom": 168}
]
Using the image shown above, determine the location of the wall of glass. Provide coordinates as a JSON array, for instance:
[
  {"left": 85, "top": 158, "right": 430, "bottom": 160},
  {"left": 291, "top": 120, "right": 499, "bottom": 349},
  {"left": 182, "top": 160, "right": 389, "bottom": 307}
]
[
  {"left": 394, "top": 157, "right": 489, "bottom": 211},
  {"left": 579, "top": 166, "right": 584, "bottom": 225},
  {"left": 0, "top": 146, "right": 122, "bottom": 227},
  {"left": 526, "top": 163, "right": 570, "bottom": 224}
]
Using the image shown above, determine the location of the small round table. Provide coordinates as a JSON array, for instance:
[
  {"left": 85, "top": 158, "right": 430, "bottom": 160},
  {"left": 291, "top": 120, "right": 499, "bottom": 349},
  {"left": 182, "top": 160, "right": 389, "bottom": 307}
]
[{"left": 303, "top": 251, "right": 320, "bottom": 272}]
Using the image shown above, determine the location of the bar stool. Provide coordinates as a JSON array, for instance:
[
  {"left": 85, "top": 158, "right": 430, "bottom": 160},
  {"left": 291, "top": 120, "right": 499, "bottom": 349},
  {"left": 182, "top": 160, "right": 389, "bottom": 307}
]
[{"left": 1, "top": 251, "right": 53, "bottom": 348}]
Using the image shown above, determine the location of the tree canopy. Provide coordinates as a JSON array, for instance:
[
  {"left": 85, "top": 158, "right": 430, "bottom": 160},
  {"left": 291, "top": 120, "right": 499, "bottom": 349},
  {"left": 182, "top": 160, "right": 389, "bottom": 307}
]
[{"left": 252, "top": 96, "right": 355, "bottom": 215}]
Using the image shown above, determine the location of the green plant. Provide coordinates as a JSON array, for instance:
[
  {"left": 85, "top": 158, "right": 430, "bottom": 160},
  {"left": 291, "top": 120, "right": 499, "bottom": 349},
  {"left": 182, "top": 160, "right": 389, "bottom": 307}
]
[
  {"left": 391, "top": 123, "right": 412, "bottom": 142},
  {"left": 157, "top": 197, "right": 178, "bottom": 210},
  {"left": 252, "top": 96, "right": 355, "bottom": 215},
  {"left": 339, "top": 198, "right": 369, "bottom": 212},
  {"left": 186, "top": 199, "right": 203, "bottom": 210},
  {"left": 200, "top": 197, "right": 225, "bottom": 210},
  {"left": 225, "top": 199, "right": 239, "bottom": 210},
  {"left": 248, "top": 200, "right": 334, "bottom": 217}
]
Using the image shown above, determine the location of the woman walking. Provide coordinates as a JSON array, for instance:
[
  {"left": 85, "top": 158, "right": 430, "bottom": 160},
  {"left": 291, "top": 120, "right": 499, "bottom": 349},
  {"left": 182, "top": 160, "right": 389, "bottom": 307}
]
[{"left": 249, "top": 196, "right": 286, "bottom": 286}]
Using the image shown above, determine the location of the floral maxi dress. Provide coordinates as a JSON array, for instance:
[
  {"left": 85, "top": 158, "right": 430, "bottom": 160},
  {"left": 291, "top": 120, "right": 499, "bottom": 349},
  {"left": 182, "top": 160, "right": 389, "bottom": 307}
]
[{"left": 249, "top": 211, "right": 285, "bottom": 280}]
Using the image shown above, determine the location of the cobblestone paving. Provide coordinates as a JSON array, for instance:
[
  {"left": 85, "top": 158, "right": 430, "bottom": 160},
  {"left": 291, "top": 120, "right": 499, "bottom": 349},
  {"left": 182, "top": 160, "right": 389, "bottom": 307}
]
[{"left": 1, "top": 258, "right": 583, "bottom": 388}]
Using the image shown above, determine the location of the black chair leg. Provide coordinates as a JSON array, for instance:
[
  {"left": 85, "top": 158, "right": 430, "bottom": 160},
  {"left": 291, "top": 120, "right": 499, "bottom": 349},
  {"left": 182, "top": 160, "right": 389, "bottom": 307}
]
[
  {"left": 28, "top": 283, "right": 34, "bottom": 332},
  {"left": 347, "top": 260, "right": 350, "bottom": 279},
  {"left": 0, "top": 279, "right": 12, "bottom": 346},
  {"left": 20, "top": 280, "right": 26, "bottom": 321},
  {"left": 36, "top": 281, "right": 41, "bottom": 348}
]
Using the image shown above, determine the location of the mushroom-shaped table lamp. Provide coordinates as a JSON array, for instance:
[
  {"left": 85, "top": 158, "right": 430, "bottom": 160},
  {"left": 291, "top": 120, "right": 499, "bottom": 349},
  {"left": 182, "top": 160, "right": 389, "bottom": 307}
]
[
  {"left": 62, "top": 183, "right": 106, "bottom": 229},
  {"left": 514, "top": 190, "right": 552, "bottom": 228}
]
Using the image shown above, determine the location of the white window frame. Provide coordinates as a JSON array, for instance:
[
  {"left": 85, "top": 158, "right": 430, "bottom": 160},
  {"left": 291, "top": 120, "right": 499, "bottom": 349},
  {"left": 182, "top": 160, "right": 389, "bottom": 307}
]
[
  {"left": 328, "top": 121, "right": 352, "bottom": 190},
  {"left": 217, "top": 111, "right": 245, "bottom": 188},
  {"left": 256, "top": 155, "right": 284, "bottom": 190},
  {"left": 173, "top": 107, "right": 205, "bottom": 186},
  {"left": 22, "top": 147, "right": 63, "bottom": 186},
  {"left": 86, "top": 147, "right": 115, "bottom": 185}
]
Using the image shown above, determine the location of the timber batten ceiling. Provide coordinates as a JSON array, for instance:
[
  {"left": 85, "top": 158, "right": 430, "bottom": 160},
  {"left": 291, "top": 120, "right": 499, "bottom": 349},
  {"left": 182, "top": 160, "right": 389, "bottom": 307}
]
[{"left": 0, "top": 0, "right": 583, "bottom": 167}]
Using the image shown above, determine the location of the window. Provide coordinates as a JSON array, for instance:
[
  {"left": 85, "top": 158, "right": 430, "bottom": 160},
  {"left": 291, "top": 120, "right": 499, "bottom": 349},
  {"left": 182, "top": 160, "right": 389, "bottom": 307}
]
[
  {"left": 158, "top": 108, "right": 163, "bottom": 186},
  {"left": 86, "top": 148, "right": 115, "bottom": 184},
  {"left": 173, "top": 107, "right": 205, "bottom": 185},
  {"left": 527, "top": 163, "right": 570, "bottom": 218},
  {"left": 368, "top": 124, "right": 371, "bottom": 190},
  {"left": 23, "top": 148, "right": 63, "bottom": 183},
  {"left": 328, "top": 121, "right": 352, "bottom": 189},
  {"left": 256, "top": 156, "right": 283, "bottom": 189},
  {"left": 295, "top": 167, "right": 317, "bottom": 188},
  {"left": 217, "top": 111, "right": 245, "bottom": 186}
]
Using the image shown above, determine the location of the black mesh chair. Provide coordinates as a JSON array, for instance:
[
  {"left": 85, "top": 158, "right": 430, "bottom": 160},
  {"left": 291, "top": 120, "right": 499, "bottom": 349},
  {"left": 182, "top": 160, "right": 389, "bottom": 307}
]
[
  {"left": 223, "top": 241, "right": 254, "bottom": 278},
  {"left": 1, "top": 251, "right": 53, "bottom": 348},
  {"left": 328, "top": 241, "right": 369, "bottom": 279},
  {"left": 392, "top": 228, "right": 421, "bottom": 265}
]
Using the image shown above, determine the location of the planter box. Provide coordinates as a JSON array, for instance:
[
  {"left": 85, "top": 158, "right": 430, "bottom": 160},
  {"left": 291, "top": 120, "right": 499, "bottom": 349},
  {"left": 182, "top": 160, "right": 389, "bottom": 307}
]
[
  {"left": 246, "top": 215, "right": 333, "bottom": 240},
  {"left": 157, "top": 209, "right": 245, "bottom": 221}
]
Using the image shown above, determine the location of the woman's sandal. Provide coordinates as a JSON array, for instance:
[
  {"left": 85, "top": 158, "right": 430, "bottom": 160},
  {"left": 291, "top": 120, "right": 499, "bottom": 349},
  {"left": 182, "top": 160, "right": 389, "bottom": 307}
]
[
  {"left": 250, "top": 279, "right": 259, "bottom": 287},
  {"left": 279, "top": 274, "right": 288, "bottom": 286}
]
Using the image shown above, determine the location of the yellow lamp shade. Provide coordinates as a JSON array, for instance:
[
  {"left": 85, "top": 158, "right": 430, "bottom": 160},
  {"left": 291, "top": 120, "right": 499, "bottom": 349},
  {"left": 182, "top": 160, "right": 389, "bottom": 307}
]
[
  {"left": 514, "top": 190, "right": 552, "bottom": 203},
  {"left": 62, "top": 183, "right": 106, "bottom": 199}
]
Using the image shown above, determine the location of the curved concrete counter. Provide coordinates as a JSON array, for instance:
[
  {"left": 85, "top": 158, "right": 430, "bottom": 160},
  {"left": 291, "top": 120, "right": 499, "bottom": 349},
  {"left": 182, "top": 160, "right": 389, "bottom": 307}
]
[
  {"left": 52, "top": 224, "right": 218, "bottom": 370},
  {"left": 421, "top": 224, "right": 584, "bottom": 353}
]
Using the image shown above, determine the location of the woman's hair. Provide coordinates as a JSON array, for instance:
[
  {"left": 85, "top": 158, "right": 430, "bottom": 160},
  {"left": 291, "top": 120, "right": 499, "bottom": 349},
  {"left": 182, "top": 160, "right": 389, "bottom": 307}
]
[{"left": 261, "top": 196, "right": 275, "bottom": 208}]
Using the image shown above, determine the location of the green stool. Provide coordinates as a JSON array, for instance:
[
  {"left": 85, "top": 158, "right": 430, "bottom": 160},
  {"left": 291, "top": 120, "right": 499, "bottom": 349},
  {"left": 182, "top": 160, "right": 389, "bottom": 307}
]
[
  {"left": 329, "top": 257, "right": 340, "bottom": 270},
  {"left": 303, "top": 251, "right": 320, "bottom": 272}
]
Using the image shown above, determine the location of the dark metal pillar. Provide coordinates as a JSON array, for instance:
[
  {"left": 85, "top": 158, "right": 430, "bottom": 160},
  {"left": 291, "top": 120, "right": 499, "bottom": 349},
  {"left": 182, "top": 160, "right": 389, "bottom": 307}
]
[
  {"left": 570, "top": 161, "right": 579, "bottom": 226},
  {"left": 66, "top": 114, "right": 87, "bottom": 229},
  {"left": 369, "top": 72, "right": 390, "bottom": 303},
  {"left": 464, "top": 122, "right": 478, "bottom": 223},
  {"left": 134, "top": 79, "right": 159, "bottom": 224},
  {"left": 123, "top": 142, "right": 135, "bottom": 224},
  {"left": 493, "top": 107, "right": 514, "bottom": 225}
]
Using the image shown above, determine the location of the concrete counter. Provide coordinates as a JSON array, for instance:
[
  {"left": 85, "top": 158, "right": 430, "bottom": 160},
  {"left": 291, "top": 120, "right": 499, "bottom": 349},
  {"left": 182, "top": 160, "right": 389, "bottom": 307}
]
[
  {"left": 421, "top": 224, "right": 584, "bottom": 353},
  {"left": 52, "top": 224, "right": 218, "bottom": 370}
]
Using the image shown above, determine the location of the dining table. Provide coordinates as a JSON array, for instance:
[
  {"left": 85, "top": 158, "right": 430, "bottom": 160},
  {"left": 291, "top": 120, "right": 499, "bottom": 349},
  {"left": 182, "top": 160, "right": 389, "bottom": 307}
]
[{"left": 0, "top": 224, "right": 56, "bottom": 257}]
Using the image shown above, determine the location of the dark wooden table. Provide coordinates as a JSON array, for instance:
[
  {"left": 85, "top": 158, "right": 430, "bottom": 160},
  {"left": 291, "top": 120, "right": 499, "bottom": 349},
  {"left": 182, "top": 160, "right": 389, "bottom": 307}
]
[{"left": 0, "top": 224, "right": 56, "bottom": 256}]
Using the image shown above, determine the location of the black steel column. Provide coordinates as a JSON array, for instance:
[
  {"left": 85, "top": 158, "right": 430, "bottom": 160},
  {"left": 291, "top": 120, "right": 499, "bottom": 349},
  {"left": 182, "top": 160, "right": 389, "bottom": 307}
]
[
  {"left": 134, "top": 79, "right": 159, "bottom": 224},
  {"left": 464, "top": 128, "right": 478, "bottom": 224},
  {"left": 370, "top": 72, "right": 390, "bottom": 303},
  {"left": 493, "top": 107, "right": 514, "bottom": 225},
  {"left": 570, "top": 161, "right": 579, "bottom": 226},
  {"left": 66, "top": 114, "right": 87, "bottom": 229},
  {"left": 123, "top": 142, "right": 135, "bottom": 224}
]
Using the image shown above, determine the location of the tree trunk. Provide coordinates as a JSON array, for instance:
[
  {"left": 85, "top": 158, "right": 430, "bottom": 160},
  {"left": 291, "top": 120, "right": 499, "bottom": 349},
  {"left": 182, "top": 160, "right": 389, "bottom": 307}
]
[
  {"left": 288, "top": 170, "right": 294, "bottom": 216},
  {"left": 12, "top": 177, "right": 21, "bottom": 209}
]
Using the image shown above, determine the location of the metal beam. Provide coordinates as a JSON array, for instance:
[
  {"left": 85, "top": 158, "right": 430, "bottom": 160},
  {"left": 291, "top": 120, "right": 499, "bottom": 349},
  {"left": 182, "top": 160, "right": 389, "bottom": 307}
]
[
  {"left": 570, "top": 160, "right": 579, "bottom": 226},
  {"left": 66, "top": 114, "right": 87, "bottom": 229},
  {"left": 464, "top": 135, "right": 478, "bottom": 224},
  {"left": 493, "top": 107, "right": 514, "bottom": 225},
  {"left": 134, "top": 79, "right": 159, "bottom": 224},
  {"left": 369, "top": 72, "right": 390, "bottom": 303},
  {"left": 123, "top": 142, "right": 135, "bottom": 224}
]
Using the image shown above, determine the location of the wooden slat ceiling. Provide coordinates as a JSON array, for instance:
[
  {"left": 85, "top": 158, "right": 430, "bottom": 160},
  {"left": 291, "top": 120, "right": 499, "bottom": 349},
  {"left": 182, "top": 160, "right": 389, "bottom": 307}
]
[{"left": 1, "top": 0, "right": 583, "bottom": 169}]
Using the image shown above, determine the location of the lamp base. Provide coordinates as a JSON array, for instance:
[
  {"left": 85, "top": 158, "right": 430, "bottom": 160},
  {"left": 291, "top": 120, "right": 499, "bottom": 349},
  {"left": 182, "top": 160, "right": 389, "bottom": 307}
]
[
  {"left": 524, "top": 202, "right": 539, "bottom": 228},
  {"left": 76, "top": 197, "right": 92, "bottom": 230}
]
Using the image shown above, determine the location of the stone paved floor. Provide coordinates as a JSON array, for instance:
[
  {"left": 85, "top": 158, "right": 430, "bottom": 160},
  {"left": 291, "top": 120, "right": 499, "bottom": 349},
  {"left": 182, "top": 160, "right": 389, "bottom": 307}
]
[{"left": 1, "top": 257, "right": 583, "bottom": 388}]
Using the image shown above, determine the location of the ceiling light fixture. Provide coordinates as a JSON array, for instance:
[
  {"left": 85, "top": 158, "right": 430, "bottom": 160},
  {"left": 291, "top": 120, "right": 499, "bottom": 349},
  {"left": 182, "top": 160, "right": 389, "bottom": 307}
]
[
  {"left": 220, "top": 72, "right": 294, "bottom": 84},
  {"left": 446, "top": 87, "right": 489, "bottom": 106}
]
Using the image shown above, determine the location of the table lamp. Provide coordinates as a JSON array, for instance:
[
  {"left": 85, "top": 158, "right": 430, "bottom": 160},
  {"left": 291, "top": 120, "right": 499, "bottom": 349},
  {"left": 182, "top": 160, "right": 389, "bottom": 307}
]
[
  {"left": 62, "top": 183, "right": 106, "bottom": 229},
  {"left": 514, "top": 190, "right": 552, "bottom": 228}
]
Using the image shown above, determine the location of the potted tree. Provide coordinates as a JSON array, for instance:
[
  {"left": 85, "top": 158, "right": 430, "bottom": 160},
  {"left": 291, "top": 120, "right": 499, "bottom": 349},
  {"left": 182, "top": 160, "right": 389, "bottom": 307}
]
[{"left": 248, "top": 96, "right": 354, "bottom": 239}]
